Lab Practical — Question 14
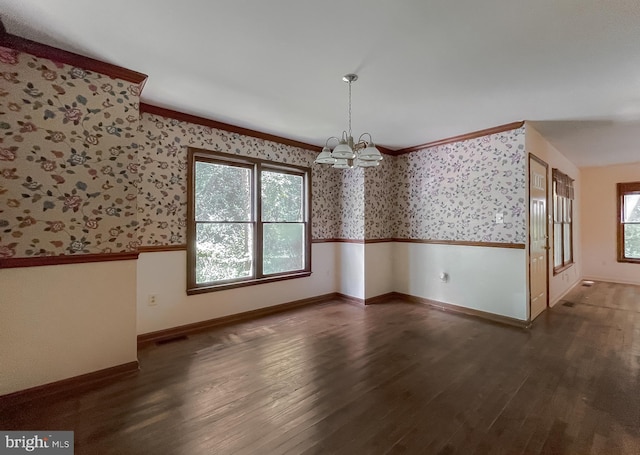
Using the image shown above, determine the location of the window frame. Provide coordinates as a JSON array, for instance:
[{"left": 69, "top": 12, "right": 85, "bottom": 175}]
[
  {"left": 187, "top": 148, "right": 311, "bottom": 295},
  {"left": 617, "top": 181, "right": 640, "bottom": 264},
  {"left": 552, "top": 168, "right": 574, "bottom": 275}
]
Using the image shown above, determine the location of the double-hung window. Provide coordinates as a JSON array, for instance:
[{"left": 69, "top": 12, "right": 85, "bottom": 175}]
[
  {"left": 187, "top": 149, "right": 311, "bottom": 294},
  {"left": 617, "top": 182, "right": 640, "bottom": 263},
  {"left": 552, "top": 169, "right": 574, "bottom": 274}
]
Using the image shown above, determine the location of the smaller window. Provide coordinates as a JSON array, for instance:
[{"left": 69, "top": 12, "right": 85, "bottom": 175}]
[
  {"left": 552, "top": 169, "right": 574, "bottom": 274},
  {"left": 617, "top": 182, "right": 640, "bottom": 264}
]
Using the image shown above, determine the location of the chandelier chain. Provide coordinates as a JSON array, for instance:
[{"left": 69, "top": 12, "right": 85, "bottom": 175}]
[{"left": 348, "top": 79, "right": 352, "bottom": 138}]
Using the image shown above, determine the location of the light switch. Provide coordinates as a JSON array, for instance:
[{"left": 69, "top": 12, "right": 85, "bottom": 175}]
[{"left": 495, "top": 212, "right": 504, "bottom": 224}]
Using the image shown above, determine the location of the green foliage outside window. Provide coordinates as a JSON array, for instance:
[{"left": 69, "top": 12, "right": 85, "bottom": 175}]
[
  {"left": 262, "top": 171, "right": 304, "bottom": 275},
  {"left": 623, "top": 194, "right": 640, "bottom": 259},
  {"left": 190, "top": 153, "right": 309, "bottom": 289}
]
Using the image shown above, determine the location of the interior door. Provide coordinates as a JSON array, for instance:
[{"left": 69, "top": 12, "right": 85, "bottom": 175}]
[{"left": 529, "top": 154, "right": 549, "bottom": 320}]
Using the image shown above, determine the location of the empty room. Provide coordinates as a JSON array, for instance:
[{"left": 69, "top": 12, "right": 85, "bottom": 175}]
[{"left": 1, "top": 1, "right": 640, "bottom": 454}]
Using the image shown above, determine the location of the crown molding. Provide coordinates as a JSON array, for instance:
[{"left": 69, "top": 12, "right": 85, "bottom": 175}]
[
  {"left": 140, "top": 103, "right": 323, "bottom": 153},
  {"left": 0, "top": 26, "right": 147, "bottom": 87},
  {"left": 390, "top": 121, "right": 525, "bottom": 155}
]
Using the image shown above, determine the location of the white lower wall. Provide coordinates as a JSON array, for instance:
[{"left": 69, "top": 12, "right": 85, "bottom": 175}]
[
  {"left": 336, "top": 242, "right": 365, "bottom": 299},
  {"left": 137, "top": 242, "right": 338, "bottom": 335},
  {"left": 393, "top": 243, "right": 528, "bottom": 320},
  {"left": 0, "top": 260, "right": 137, "bottom": 395},
  {"left": 365, "top": 242, "right": 394, "bottom": 299}
]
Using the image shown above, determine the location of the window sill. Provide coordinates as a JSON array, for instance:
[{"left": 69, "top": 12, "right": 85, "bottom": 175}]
[
  {"left": 617, "top": 257, "right": 640, "bottom": 264},
  {"left": 187, "top": 271, "right": 311, "bottom": 295},
  {"left": 553, "top": 262, "right": 574, "bottom": 276}
]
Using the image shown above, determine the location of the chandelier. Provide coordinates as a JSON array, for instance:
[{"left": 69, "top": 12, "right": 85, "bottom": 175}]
[{"left": 314, "top": 74, "right": 383, "bottom": 168}]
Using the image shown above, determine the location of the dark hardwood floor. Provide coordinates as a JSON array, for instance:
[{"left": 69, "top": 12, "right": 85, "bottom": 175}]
[{"left": 3, "top": 281, "right": 640, "bottom": 454}]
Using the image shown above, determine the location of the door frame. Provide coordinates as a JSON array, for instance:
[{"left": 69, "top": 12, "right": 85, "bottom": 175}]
[{"left": 528, "top": 153, "right": 550, "bottom": 320}]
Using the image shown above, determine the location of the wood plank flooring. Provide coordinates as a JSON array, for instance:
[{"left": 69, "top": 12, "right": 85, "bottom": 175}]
[{"left": 2, "top": 281, "right": 640, "bottom": 454}]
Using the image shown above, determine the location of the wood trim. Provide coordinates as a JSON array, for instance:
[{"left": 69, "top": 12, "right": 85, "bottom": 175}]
[
  {"left": 0, "top": 361, "right": 139, "bottom": 407},
  {"left": 187, "top": 272, "right": 312, "bottom": 295},
  {"left": 139, "top": 289, "right": 531, "bottom": 350},
  {"left": 529, "top": 152, "right": 549, "bottom": 168},
  {"left": 0, "top": 32, "right": 147, "bottom": 86},
  {"left": 338, "top": 293, "right": 399, "bottom": 306},
  {"left": 617, "top": 181, "right": 640, "bottom": 264},
  {"left": 312, "top": 238, "right": 366, "bottom": 244},
  {"left": 551, "top": 167, "right": 575, "bottom": 274},
  {"left": 0, "top": 251, "right": 139, "bottom": 269},
  {"left": 617, "top": 181, "right": 624, "bottom": 263},
  {"left": 314, "top": 239, "right": 395, "bottom": 244},
  {"left": 186, "top": 147, "right": 197, "bottom": 291},
  {"left": 138, "top": 292, "right": 340, "bottom": 347},
  {"left": 312, "top": 238, "right": 524, "bottom": 248},
  {"left": 392, "top": 238, "right": 526, "bottom": 249},
  {"left": 364, "top": 292, "right": 397, "bottom": 305},
  {"left": 141, "top": 103, "right": 322, "bottom": 153},
  {"left": 394, "top": 292, "right": 531, "bottom": 329},
  {"left": 377, "top": 146, "right": 395, "bottom": 155},
  {"left": 342, "top": 291, "right": 531, "bottom": 327},
  {"left": 306, "top": 168, "right": 313, "bottom": 272},
  {"left": 138, "top": 244, "right": 187, "bottom": 253},
  {"left": 186, "top": 148, "right": 312, "bottom": 294},
  {"left": 336, "top": 293, "right": 366, "bottom": 306},
  {"left": 312, "top": 239, "right": 394, "bottom": 244},
  {"left": 552, "top": 262, "right": 574, "bottom": 275},
  {"left": 391, "top": 121, "right": 525, "bottom": 155},
  {"left": 528, "top": 153, "right": 550, "bottom": 315}
]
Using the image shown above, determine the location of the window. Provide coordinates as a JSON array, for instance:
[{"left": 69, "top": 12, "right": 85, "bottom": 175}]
[
  {"left": 187, "top": 149, "right": 311, "bottom": 294},
  {"left": 617, "top": 182, "right": 640, "bottom": 264},
  {"left": 552, "top": 169, "right": 574, "bottom": 274}
]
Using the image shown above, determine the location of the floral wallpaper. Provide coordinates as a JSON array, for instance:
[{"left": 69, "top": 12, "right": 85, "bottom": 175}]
[
  {"left": 137, "top": 113, "right": 341, "bottom": 246},
  {"left": 364, "top": 156, "right": 396, "bottom": 239},
  {"left": 136, "top": 118, "right": 525, "bottom": 246},
  {"left": 0, "top": 48, "right": 142, "bottom": 258},
  {"left": 393, "top": 127, "right": 527, "bottom": 243},
  {"left": 337, "top": 167, "right": 365, "bottom": 240}
]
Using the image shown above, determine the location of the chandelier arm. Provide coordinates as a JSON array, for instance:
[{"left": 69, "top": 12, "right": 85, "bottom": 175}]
[
  {"left": 325, "top": 136, "right": 340, "bottom": 148},
  {"left": 357, "top": 132, "right": 373, "bottom": 145},
  {"left": 353, "top": 141, "right": 367, "bottom": 152}
]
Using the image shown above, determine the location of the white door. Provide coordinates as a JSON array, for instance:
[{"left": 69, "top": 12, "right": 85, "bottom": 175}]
[{"left": 529, "top": 155, "right": 549, "bottom": 320}]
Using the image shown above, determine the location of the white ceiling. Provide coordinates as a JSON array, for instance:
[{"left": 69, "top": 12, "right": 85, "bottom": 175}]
[{"left": 2, "top": 0, "right": 640, "bottom": 166}]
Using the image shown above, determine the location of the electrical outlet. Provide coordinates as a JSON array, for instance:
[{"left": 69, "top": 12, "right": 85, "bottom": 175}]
[{"left": 148, "top": 294, "right": 158, "bottom": 306}]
